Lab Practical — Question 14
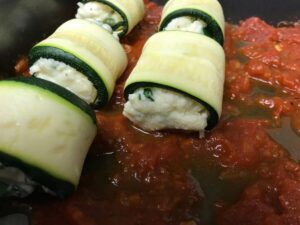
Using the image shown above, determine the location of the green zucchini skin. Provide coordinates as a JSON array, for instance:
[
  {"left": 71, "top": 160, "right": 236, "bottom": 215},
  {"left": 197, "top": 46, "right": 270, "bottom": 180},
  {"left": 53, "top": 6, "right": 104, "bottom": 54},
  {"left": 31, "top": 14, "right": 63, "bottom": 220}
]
[
  {"left": 7, "top": 76, "right": 96, "bottom": 124},
  {"left": 81, "top": 0, "right": 128, "bottom": 37},
  {"left": 159, "top": 9, "right": 224, "bottom": 46},
  {"left": 0, "top": 77, "right": 97, "bottom": 198},
  {"left": 29, "top": 46, "right": 109, "bottom": 108},
  {"left": 124, "top": 82, "right": 219, "bottom": 131},
  {"left": 0, "top": 151, "right": 74, "bottom": 199}
]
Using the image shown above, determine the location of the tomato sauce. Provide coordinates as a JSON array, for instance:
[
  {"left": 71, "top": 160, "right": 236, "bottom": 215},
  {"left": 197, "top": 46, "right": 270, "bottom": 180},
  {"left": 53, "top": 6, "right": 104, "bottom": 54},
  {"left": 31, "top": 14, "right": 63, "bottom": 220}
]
[{"left": 9, "top": 1, "right": 300, "bottom": 225}]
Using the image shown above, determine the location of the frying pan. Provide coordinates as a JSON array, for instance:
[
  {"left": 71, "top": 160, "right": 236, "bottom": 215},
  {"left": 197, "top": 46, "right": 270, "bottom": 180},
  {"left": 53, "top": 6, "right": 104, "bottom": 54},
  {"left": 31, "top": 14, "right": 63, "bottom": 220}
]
[
  {"left": 0, "top": 0, "right": 299, "bottom": 224},
  {"left": 0, "top": 0, "right": 299, "bottom": 78},
  {"left": 0, "top": 0, "right": 76, "bottom": 76}
]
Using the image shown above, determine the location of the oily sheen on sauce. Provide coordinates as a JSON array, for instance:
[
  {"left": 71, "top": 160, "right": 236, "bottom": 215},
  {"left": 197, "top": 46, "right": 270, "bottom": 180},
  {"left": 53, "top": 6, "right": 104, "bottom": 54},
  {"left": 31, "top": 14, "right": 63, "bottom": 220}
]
[{"left": 6, "top": 1, "right": 300, "bottom": 225}]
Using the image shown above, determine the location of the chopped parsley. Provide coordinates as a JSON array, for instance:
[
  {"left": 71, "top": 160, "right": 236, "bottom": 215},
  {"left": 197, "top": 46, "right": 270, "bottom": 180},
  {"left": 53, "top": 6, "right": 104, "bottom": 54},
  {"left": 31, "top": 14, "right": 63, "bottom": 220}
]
[{"left": 143, "top": 88, "right": 155, "bottom": 102}]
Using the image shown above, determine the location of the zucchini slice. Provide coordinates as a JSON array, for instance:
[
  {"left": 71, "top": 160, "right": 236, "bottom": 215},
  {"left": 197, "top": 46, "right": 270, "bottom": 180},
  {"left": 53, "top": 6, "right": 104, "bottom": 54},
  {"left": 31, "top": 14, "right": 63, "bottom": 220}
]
[
  {"left": 80, "top": 0, "right": 145, "bottom": 37},
  {"left": 29, "top": 19, "right": 128, "bottom": 107},
  {"left": 124, "top": 31, "right": 225, "bottom": 130},
  {"left": 0, "top": 77, "right": 97, "bottom": 198},
  {"left": 158, "top": 0, "right": 225, "bottom": 45}
]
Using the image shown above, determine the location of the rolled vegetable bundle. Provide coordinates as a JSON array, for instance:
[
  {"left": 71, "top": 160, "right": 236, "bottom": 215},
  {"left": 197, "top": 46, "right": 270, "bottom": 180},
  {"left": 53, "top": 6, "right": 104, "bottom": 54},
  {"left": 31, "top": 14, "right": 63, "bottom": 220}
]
[
  {"left": 29, "top": 19, "right": 128, "bottom": 107},
  {"left": 76, "top": 0, "right": 145, "bottom": 37},
  {"left": 5, "top": 0, "right": 145, "bottom": 199},
  {"left": 159, "top": 0, "right": 225, "bottom": 45},
  {"left": 0, "top": 77, "right": 97, "bottom": 198},
  {"left": 30, "top": 0, "right": 146, "bottom": 107},
  {"left": 124, "top": 31, "right": 225, "bottom": 131}
]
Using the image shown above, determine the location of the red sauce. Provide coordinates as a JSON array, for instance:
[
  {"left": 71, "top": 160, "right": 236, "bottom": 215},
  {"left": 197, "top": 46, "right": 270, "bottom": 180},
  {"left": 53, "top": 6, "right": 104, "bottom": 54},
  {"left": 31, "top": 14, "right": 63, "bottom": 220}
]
[{"left": 12, "top": 2, "right": 300, "bottom": 225}]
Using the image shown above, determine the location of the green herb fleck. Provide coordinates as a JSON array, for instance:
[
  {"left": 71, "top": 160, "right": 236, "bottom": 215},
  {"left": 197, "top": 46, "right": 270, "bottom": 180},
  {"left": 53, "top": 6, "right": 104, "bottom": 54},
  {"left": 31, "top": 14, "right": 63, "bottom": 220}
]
[
  {"left": 103, "top": 18, "right": 116, "bottom": 26},
  {"left": 143, "top": 88, "right": 154, "bottom": 102},
  {"left": 112, "top": 21, "right": 125, "bottom": 31}
]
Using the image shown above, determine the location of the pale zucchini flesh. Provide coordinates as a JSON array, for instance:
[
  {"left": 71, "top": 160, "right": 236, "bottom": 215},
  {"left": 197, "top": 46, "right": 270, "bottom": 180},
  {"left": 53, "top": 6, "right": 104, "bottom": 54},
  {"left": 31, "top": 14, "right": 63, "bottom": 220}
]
[
  {"left": 29, "top": 19, "right": 128, "bottom": 107},
  {"left": 159, "top": 0, "right": 225, "bottom": 45},
  {"left": 124, "top": 31, "right": 225, "bottom": 130},
  {"left": 0, "top": 77, "right": 97, "bottom": 198},
  {"left": 52, "top": 19, "right": 127, "bottom": 80}
]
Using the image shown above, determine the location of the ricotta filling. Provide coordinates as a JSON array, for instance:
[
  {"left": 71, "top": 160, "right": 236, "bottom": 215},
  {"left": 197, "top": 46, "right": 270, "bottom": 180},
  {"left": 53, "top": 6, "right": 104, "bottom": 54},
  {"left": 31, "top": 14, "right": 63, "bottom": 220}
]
[
  {"left": 76, "top": 1, "right": 123, "bottom": 40},
  {"left": 123, "top": 88, "right": 209, "bottom": 132},
  {"left": 164, "top": 17, "right": 207, "bottom": 34},
  {"left": 30, "top": 58, "right": 98, "bottom": 104},
  {"left": 0, "top": 163, "right": 54, "bottom": 198}
]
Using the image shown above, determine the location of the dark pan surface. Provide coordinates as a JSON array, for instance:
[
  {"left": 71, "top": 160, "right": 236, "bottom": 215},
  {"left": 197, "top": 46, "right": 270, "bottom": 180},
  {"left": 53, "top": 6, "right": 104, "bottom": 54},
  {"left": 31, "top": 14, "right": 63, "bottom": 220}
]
[
  {"left": 0, "top": 0, "right": 299, "bottom": 224},
  {"left": 153, "top": 0, "right": 300, "bottom": 24},
  {"left": 0, "top": 0, "right": 77, "bottom": 76},
  {"left": 0, "top": 0, "right": 299, "bottom": 77}
]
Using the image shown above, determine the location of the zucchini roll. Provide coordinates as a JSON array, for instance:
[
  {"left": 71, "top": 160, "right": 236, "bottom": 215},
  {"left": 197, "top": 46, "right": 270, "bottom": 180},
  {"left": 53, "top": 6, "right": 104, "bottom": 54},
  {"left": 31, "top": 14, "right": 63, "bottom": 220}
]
[
  {"left": 0, "top": 77, "right": 97, "bottom": 198},
  {"left": 29, "top": 19, "right": 128, "bottom": 107},
  {"left": 124, "top": 31, "right": 225, "bottom": 131},
  {"left": 76, "top": 0, "right": 145, "bottom": 38},
  {"left": 159, "top": 0, "right": 225, "bottom": 45}
]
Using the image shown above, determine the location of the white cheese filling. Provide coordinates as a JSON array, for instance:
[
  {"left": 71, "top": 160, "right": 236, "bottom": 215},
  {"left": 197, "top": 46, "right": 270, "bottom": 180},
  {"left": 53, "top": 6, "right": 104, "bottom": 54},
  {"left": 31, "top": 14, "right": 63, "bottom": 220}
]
[
  {"left": 30, "top": 58, "right": 97, "bottom": 104},
  {"left": 123, "top": 88, "right": 209, "bottom": 132},
  {"left": 76, "top": 1, "right": 123, "bottom": 40},
  {"left": 0, "top": 163, "right": 54, "bottom": 198},
  {"left": 164, "top": 17, "right": 207, "bottom": 34}
]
